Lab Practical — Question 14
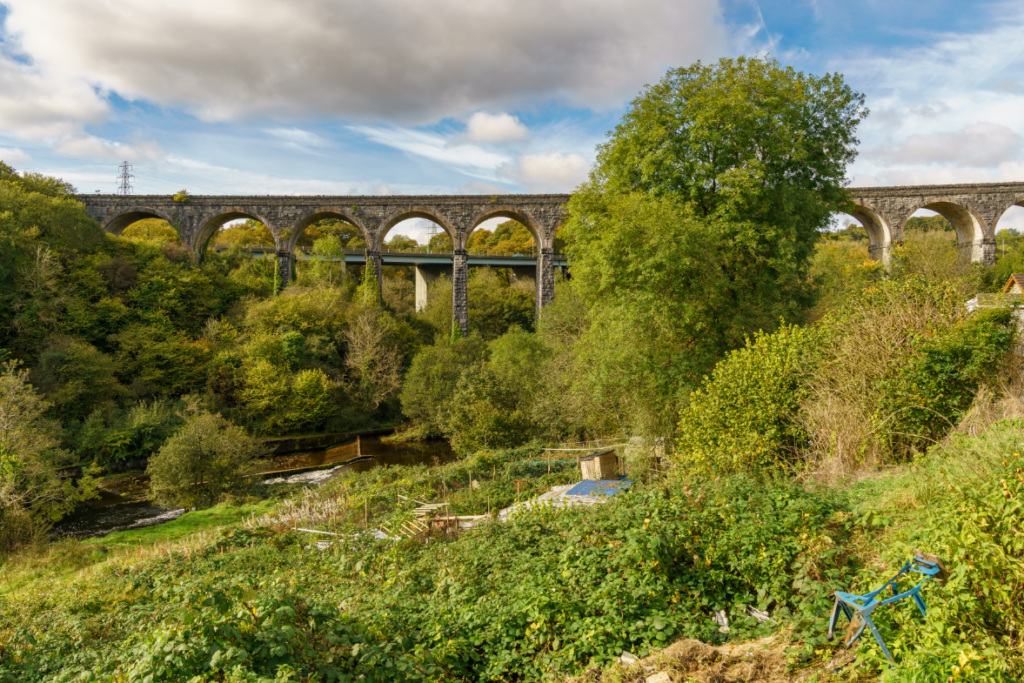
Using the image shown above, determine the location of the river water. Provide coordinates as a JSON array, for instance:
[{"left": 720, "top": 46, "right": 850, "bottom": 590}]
[{"left": 55, "top": 435, "right": 455, "bottom": 539}]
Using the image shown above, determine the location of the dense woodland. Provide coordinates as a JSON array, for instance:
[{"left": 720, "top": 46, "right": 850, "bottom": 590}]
[{"left": 2, "top": 57, "right": 1024, "bottom": 682}]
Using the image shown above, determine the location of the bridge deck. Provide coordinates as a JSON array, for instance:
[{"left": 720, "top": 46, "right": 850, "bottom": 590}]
[{"left": 214, "top": 246, "right": 569, "bottom": 267}]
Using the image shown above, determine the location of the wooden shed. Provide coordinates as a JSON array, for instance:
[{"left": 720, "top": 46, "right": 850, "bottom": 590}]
[
  {"left": 580, "top": 449, "right": 619, "bottom": 480},
  {"left": 1002, "top": 274, "right": 1024, "bottom": 294}
]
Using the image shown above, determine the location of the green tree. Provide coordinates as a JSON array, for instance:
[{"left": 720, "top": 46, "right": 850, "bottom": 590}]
[
  {"left": 147, "top": 399, "right": 268, "bottom": 508},
  {"left": 400, "top": 336, "right": 488, "bottom": 435},
  {"left": 308, "top": 234, "right": 345, "bottom": 287},
  {"left": 120, "top": 218, "right": 180, "bottom": 244},
  {"left": 442, "top": 367, "right": 531, "bottom": 455},
  {"left": 0, "top": 362, "right": 95, "bottom": 548},
  {"left": 385, "top": 233, "right": 419, "bottom": 251},
  {"left": 562, "top": 56, "right": 867, "bottom": 436},
  {"left": 31, "top": 336, "right": 130, "bottom": 421}
]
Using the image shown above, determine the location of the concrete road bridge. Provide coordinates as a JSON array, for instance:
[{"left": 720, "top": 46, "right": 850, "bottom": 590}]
[
  {"left": 78, "top": 182, "right": 1024, "bottom": 332},
  {"left": 218, "top": 246, "right": 569, "bottom": 314}
]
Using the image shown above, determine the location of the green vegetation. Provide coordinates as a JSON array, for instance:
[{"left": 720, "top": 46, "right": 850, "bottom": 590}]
[
  {"left": 4, "top": 54, "right": 1024, "bottom": 681},
  {"left": 147, "top": 400, "right": 268, "bottom": 508}
]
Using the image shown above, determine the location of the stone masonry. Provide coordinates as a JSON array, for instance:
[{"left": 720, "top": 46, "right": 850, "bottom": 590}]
[
  {"left": 77, "top": 182, "right": 1024, "bottom": 327},
  {"left": 78, "top": 193, "right": 570, "bottom": 332},
  {"left": 849, "top": 181, "right": 1024, "bottom": 265}
]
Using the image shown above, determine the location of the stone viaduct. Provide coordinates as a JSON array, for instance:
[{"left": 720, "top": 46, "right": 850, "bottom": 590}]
[
  {"left": 77, "top": 182, "right": 1024, "bottom": 331},
  {"left": 848, "top": 181, "right": 1024, "bottom": 266},
  {"left": 78, "top": 193, "right": 569, "bottom": 335}
]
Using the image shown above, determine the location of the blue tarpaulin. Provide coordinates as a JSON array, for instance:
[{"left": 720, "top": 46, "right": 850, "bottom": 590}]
[{"left": 565, "top": 479, "right": 633, "bottom": 497}]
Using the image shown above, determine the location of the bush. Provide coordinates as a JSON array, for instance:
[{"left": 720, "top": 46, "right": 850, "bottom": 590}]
[
  {"left": 400, "top": 335, "right": 488, "bottom": 434},
  {"left": 442, "top": 366, "right": 532, "bottom": 455},
  {"left": 147, "top": 400, "right": 268, "bottom": 508},
  {"left": 676, "top": 325, "right": 815, "bottom": 475},
  {"left": 847, "top": 420, "right": 1024, "bottom": 680}
]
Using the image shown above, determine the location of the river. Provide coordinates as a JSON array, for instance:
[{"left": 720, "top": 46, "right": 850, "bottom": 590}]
[{"left": 55, "top": 435, "right": 455, "bottom": 539}]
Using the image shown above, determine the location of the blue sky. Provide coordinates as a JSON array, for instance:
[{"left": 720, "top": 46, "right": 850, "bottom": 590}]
[{"left": 2, "top": 0, "right": 1024, "bottom": 239}]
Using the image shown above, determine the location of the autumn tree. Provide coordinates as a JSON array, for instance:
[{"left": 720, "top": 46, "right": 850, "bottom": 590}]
[
  {"left": 562, "top": 56, "right": 867, "bottom": 436},
  {"left": 147, "top": 399, "right": 268, "bottom": 508}
]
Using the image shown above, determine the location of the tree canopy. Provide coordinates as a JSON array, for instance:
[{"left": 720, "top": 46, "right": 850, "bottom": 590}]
[{"left": 561, "top": 56, "right": 867, "bottom": 435}]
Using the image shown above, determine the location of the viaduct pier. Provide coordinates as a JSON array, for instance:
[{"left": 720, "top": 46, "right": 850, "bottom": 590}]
[{"left": 78, "top": 182, "right": 1024, "bottom": 331}]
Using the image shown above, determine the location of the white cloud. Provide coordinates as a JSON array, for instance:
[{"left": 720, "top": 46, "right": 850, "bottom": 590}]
[
  {"left": 265, "top": 128, "right": 330, "bottom": 149},
  {"left": 461, "top": 113, "right": 528, "bottom": 143},
  {"left": 54, "top": 134, "right": 165, "bottom": 161},
  {"left": 0, "top": 26, "right": 164, "bottom": 162},
  {"left": 0, "top": 53, "right": 108, "bottom": 139},
  {"left": 0, "top": 146, "right": 30, "bottom": 165},
  {"left": 497, "top": 152, "right": 591, "bottom": 192},
  {"left": 351, "top": 125, "right": 509, "bottom": 174},
  {"left": 867, "top": 123, "right": 1022, "bottom": 168},
  {"left": 838, "top": 11, "right": 1024, "bottom": 185},
  {"left": 2, "top": 0, "right": 726, "bottom": 124}
]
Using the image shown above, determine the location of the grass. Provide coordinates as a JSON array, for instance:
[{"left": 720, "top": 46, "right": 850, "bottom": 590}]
[
  {"left": 82, "top": 500, "right": 275, "bottom": 550},
  {"left": 0, "top": 500, "right": 275, "bottom": 595}
]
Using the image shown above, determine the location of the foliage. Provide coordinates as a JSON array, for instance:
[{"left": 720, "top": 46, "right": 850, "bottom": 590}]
[
  {"left": 807, "top": 239, "right": 883, "bottom": 320},
  {"left": 677, "top": 325, "right": 816, "bottom": 475},
  {"left": 399, "top": 336, "right": 488, "bottom": 435},
  {"left": 0, "top": 459, "right": 850, "bottom": 682},
  {"left": 844, "top": 420, "right": 1024, "bottom": 680},
  {"left": 70, "top": 400, "right": 182, "bottom": 468},
  {"left": 147, "top": 399, "right": 268, "bottom": 508},
  {"left": 0, "top": 362, "right": 95, "bottom": 549},
  {"left": 211, "top": 219, "right": 274, "bottom": 247},
  {"left": 386, "top": 233, "right": 419, "bottom": 251},
  {"left": 467, "top": 220, "right": 535, "bottom": 254},
  {"left": 173, "top": 189, "right": 190, "bottom": 203},
  {"left": 119, "top": 218, "right": 179, "bottom": 244},
  {"left": 562, "top": 56, "right": 866, "bottom": 437},
  {"left": 344, "top": 310, "right": 405, "bottom": 414},
  {"left": 466, "top": 266, "right": 536, "bottom": 339},
  {"left": 295, "top": 218, "right": 366, "bottom": 249},
  {"left": 30, "top": 336, "right": 129, "bottom": 422},
  {"left": 442, "top": 366, "right": 532, "bottom": 454},
  {"left": 357, "top": 260, "right": 381, "bottom": 307}
]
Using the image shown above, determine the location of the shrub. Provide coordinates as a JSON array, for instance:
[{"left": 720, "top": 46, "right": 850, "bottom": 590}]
[
  {"left": 400, "top": 335, "right": 488, "bottom": 434},
  {"left": 442, "top": 366, "right": 532, "bottom": 455},
  {"left": 676, "top": 325, "right": 816, "bottom": 475},
  {"left": 147, "top": 399, "right": 268, "bottom": 508}
]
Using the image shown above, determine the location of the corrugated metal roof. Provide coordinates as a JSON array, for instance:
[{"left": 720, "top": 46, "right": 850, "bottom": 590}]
[{"left": 566, "top": 479, "right": 633, "bottom": 497}]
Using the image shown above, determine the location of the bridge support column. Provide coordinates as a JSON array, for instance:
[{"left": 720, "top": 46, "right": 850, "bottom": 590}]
[
  {"left": 415, "top": 265, "right": 444, "bottom": 312},
  {"left": 452, "top": 250, "right": 469, "bottom": 336},
  {"left": 366, "top": 250, "right": 383, "bottom": 305},
  {"left": 276, "top": 251, "right": 292, "bottom": 291},
  {"left": 868, "top": 242, "right": 895, "bottom": 271},
  {"left": 974, "top": 238, "right": 996, "bottom": 266},
  {"left": 536, "top": 247, "right": 555, "bottom": 313}
]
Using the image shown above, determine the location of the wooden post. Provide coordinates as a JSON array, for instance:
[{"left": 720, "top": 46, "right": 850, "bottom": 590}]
[{"left": 357, "top": 435, "right": 362, "bottom": 458}]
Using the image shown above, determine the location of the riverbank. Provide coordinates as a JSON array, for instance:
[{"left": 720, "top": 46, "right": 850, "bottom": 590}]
[
  {"left": 3, "top": 425, "right": 1023, "bottom": 681},
  {"left": 54, "top": 434, "right": 457, "bottom": 540}
]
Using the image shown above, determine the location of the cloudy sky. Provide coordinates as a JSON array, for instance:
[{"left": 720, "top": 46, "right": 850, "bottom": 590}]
[{"left": 2, "top": 0, "right": 1024, "bottom": 236}]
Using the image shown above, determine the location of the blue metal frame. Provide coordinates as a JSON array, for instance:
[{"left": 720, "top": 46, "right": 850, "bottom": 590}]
[{"left": 827, "top": 555, "right": 943, "bottom": 663}]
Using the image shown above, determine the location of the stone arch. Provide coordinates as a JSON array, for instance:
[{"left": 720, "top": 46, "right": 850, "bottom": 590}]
[
  {"left": 900, "top": 198, "right": 989, "bottom": 263},
  {"left": 194, "top": 208, "right": 275, "bottom": 253},
  {"left": 465, "top": 207, "right": 545, "bottom": 252},
  {"left": 376, "top": 208, "right": 456, "bottom": 251},
  {"left": 990, "top": 195, "right": 1024, "bottom": 234},
  {"left": 900, "top": 199, "right": 987, "bottom": 243},
  {"left": 283, "top": 208, "right": 369, "bottom": 252},
  {"left": 840, "top": 201, "right": 895, "bottom": 264},
  {"left": 103, "top": 208, "right": 177, "bottom": 236}
]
